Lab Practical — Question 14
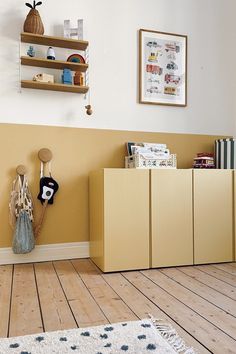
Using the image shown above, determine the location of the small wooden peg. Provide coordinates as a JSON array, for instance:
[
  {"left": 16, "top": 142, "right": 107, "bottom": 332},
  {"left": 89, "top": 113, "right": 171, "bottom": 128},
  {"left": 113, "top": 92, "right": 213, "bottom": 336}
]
[
  {"left": 16, "top": 165, "right": 27, "bottom": 176},
  {"left": 85, "top": 105, "right": 93, "bottom": 115},
  {"left": 38, "top": 148, "right": 53, "bottom": 163}
]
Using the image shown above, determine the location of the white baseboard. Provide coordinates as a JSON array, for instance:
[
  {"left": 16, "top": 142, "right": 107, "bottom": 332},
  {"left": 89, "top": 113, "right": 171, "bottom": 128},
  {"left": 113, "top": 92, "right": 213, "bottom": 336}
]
[{"left": 0, "top": 242, "right": 90, "bottom": 265}]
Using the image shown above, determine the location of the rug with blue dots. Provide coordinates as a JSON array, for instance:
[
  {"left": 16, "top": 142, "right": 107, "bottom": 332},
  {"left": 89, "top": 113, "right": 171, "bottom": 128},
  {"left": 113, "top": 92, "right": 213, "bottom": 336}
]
[{"left": 0, "top": 319, "right": 196, "bottom": 354}]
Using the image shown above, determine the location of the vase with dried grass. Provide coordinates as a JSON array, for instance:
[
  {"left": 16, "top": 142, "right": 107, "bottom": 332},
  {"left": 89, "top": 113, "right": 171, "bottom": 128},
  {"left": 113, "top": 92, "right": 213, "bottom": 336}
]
[{"left": 24, "top": 1, "right": 44, "bottom": 35}]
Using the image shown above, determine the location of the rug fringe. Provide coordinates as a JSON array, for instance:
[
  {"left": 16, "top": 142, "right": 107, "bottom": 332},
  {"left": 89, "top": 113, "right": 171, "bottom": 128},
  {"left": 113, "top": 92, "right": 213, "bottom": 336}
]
[{"left": 149, "top": 315, "right": 197, "bottom": 354}]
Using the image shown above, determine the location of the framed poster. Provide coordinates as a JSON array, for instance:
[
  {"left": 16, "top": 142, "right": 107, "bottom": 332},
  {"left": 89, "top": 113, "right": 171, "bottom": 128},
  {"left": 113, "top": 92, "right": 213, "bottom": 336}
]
[{"left": 139, "top": 29, "right": 187, "bottom": 106}]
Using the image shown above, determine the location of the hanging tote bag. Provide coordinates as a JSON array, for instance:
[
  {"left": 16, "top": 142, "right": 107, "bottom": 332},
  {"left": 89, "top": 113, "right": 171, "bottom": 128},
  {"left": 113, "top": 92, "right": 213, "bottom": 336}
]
[
  {"left": 9, "top": 175, "right": 35, "bottom": 254},
  {"left": 12, "top": 210, "right": 35, "bottom": 254}
]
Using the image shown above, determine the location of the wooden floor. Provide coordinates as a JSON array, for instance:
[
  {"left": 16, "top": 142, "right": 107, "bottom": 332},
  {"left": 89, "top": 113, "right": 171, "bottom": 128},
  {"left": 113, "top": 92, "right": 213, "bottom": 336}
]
[{"left": 0, "top": 260, "right": 236, "bottom": 353}]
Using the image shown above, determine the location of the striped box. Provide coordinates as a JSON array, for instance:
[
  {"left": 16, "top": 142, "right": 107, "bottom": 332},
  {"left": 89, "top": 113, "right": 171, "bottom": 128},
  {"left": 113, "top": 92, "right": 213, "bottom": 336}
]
[{"left": 215, "top": 139, "right": 236, "bottom": 169}]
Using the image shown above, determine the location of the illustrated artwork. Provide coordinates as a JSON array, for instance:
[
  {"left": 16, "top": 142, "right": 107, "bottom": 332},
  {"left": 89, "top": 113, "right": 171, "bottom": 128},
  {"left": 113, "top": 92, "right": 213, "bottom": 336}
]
[{"left": 139, "top": 29, "right": 187, "bottom": 106}]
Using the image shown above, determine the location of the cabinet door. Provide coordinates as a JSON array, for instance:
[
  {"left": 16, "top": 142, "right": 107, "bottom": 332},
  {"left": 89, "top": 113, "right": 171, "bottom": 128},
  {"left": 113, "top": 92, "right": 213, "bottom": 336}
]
[
  {"left": 104, "top": 169, "right": 149, "bottom": 272},
  {"left": 194, "top": 170, "right": 233, "bottom": 264},
  {"left": 151, "top": 170, "right": 193, "bottom": 268},
  {"left": 234, "top": 171, "right": 236, "bottom": 261},
  {"left": 89, "top": 170, "right": 105, "bottom": 271}
]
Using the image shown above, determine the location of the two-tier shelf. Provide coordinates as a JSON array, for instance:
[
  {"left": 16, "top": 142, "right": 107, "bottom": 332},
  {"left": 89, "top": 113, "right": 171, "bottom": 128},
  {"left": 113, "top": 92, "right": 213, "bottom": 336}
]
[{"left": 20, "top": 32, "right": 89, "bottom": 94}]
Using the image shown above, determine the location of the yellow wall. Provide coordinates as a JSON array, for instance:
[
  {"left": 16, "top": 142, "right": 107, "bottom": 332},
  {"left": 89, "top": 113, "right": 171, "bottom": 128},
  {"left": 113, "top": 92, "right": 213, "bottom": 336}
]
[{"left": 0, "top": 123, "right": 228, "bottom": 247}]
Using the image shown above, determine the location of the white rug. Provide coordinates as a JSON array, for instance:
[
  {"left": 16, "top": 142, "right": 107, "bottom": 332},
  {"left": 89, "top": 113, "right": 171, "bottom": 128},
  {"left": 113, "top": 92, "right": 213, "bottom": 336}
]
[{"left": 0, "top": 318, "right": 196, "bottom": 354}]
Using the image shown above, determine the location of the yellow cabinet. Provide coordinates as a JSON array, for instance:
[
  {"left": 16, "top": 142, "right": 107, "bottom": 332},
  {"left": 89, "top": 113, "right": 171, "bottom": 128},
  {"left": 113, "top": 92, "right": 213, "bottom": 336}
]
[
  {"left": 89, "top": 169, "right": 150, "bottom": 272},
  {"left": 234, "top": 171, "right": 236, "bottom": 261},
  {"left": 193, "top": 170, "right": 233, "bottom": 264},
  {"left": 151, "top": 170, "right": 193, "bottom": 268}
]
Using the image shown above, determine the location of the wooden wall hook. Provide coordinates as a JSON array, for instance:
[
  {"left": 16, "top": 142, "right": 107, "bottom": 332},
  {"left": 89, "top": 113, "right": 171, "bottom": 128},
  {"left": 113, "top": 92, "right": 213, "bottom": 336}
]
[
  {"left": 16, "top": 165, "right": 27, "bottom": 176},
  {"left": 38, "top": 148, "right": 53, "bottom": 163}
]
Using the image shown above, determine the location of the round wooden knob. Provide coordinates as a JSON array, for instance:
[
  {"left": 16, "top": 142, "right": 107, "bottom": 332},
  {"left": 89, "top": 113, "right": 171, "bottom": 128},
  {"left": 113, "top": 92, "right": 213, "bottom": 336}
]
[
  {"left": 38, "top": 148, "right": 53, "bottom": 163},
  {"left": 16, "top": 165, "right": 27, "bottom": 176}
]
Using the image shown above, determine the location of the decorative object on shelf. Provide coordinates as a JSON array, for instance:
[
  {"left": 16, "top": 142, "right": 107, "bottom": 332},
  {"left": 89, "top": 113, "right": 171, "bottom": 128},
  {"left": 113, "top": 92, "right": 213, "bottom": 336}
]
[
  {"left": 193, "top": 153, "right": 215, "bottom": 169},
  {"left": 62, "top": 68, "right": 72, "bottom": 85},
  {"left": 125, "top": 142, "right": 176, "bottom": 169},
  {"left": 47, "top": 46, "right": 56, "bottom": 60},
  {"left": 85, "top": 104, "right": 93, "bottom": 115},
  {"left": 74, "top": 71, "right": 84, "bottom": 86},
  {"left": 9, "top": 165, "right": 35, "bottom": 254},
  {"left": 24, "top": 1, "right": 44, "bottom": 35},
  {"left": 34, "top": 148, "right": 59, "bottom": 238},
  {"left": 67, "top": 53, "right": 85, "bottom": 64},
  {"left": 215, "top": 138, "right": 236, "bottom": 169},
  {"left": 64, "top": 19, "right": 83, "bottom": 40},
  {"left": 139, "top": 29, "right": 187, "bottom": 106},
  {"left": 27, "top": 45, "right": 35, "bottom": 57},
  {"left": 33, "top": 73, "right": 54, "bottom": 83}
]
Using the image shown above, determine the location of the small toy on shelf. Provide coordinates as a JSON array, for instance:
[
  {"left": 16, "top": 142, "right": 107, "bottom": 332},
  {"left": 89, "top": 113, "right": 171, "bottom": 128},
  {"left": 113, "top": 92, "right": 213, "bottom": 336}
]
[
  {"left": 33, "top": 73, "right": 54, "bottom": 83},
  {"left": 27, "top": 45, "right": 35, "bottom": 57},
  {"left": 74, "top": 71, "right": 84, "bottom": 86},
  {"left": 193, "top": 153, "right": 215, "bottom": 169},
  {"left": 62, "top": 69, "right": 72, "bottom": 85},
  {"left": 47, "top": 47, "right": 55, "bottom": 60},
  {"left": 67, "top": 53, "right": 85, "bottom": 64},
  {"left": 64, "top": 19, "right": 83, "bottom": 40}
]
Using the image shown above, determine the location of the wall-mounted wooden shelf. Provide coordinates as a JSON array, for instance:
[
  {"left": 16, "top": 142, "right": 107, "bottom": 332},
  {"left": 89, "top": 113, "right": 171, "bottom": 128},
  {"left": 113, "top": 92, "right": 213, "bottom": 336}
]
[
  {"left": 21, "top": 56, "right": 88, "bottom": 72},
  {"left": 21, "top": 80, "right": 89, "bottom": 94},
  {"left": 20, "top": 33, "right": 89, "bottom": 94},
  {"left": 21, "top": 32, "right": 88, "bottom": 51}
]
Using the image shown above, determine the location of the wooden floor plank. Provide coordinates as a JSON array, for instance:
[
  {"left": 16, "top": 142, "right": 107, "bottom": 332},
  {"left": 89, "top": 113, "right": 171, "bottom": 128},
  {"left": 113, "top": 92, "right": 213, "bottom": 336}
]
[
  {"left": 213, "top": 263, "right": 236, "bottom": 275},
  {"left": 197, "top": 265, "right": 236, "bottom": 287},
  {"left": 103, "top": 272, "right": 211, "bottom": 354},
  {"left": 54, "top": 260, "right": 108, "bottom": 327},
  {"left": 34, "top": 262, "right": 77, "bottom": 332},
  {"left": 72, "top": 259, "right": 138, "bottom": 323},
  {"left": 124, "top": 271, "right": 236, "bottom": 354},
  {"left": 161, "top": 267, "right": 236, "bottom": 316},
  {"left": 3, "top": 258, "right": 236, "bottom": 354},
  {"left": 179, "top": 266, "right": 236, "bottom": 301},
  {"left": 142, "top": 269, "right": 236, "bottom": 340},
  {"left": 9, "top": 264, "right": 43, "bottom": 337},
  {"left": 0, "top": 265, "right": 13, "bottom": 338}
]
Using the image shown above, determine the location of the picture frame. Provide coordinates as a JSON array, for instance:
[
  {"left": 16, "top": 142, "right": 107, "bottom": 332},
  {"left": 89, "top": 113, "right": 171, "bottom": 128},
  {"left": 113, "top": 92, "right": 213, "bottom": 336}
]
[{"left": 139, "top": 29, "right": 187, "bottom": 107}]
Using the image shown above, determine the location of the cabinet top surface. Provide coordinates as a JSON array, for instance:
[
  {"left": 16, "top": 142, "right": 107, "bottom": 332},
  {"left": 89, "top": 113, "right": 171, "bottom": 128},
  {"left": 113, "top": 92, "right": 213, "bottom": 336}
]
[{"left": 90, "top": 168, "right": 235, "bottom": 174}]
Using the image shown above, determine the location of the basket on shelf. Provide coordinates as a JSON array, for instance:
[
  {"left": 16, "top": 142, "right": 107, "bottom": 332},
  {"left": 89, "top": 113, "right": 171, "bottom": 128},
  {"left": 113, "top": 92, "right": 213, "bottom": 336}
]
[{"left": 125, "top": 153, "right": 177, "bottom": 169}]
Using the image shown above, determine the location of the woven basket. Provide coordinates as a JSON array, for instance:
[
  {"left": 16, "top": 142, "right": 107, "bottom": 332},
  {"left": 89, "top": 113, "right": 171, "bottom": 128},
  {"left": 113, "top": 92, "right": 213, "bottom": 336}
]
[
  {"left": 23, "top": 9, "right": 44, "bottom": 35},
  {"left": 125, "top": 154, "right": 177, "bottom": 169}
]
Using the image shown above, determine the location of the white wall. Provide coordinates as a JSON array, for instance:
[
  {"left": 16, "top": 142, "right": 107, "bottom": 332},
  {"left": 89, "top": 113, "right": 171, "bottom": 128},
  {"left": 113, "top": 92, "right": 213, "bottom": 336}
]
[{"left": 0, "top": 0, "right": 235, "bottom": 135}]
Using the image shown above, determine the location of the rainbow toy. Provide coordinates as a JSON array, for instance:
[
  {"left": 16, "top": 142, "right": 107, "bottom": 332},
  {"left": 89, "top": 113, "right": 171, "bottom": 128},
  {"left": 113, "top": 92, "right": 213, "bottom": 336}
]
[{"left": 67, "top": 54, "right": 85, "bottom": 64}]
